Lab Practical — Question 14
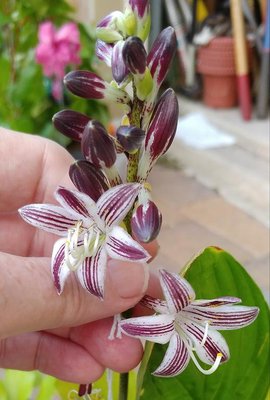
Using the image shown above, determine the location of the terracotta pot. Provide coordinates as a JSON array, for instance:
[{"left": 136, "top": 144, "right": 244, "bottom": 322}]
[{"left": 197, "top": 37, "right": 252, "bottom": 108}]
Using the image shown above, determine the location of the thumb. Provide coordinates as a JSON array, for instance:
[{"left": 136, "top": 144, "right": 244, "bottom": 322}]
[{"left": 0, "top": 252, "right": 148, "bottom": 339}]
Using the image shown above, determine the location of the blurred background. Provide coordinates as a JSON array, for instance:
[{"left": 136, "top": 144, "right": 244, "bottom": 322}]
[{"left": 0, "top": 0, "right": 269, "bottom": 398}]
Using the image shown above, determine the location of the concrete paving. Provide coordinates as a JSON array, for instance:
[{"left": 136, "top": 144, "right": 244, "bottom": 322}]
[
  {"left": 149, "top": 164, "right": 269, "bottom": 302},
  {"left": 167, "top": 96, "right": 269, "bottom": 227},
  {"left": 149, "top": 97, "right": 269, "bottom": 300}
]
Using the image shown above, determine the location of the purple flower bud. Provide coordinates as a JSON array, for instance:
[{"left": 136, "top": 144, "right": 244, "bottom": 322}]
[
  {"left": 97, "top": 11, "right": 122, "bottom": 28},
  {"left": 69, "top": 160, "right": 109, "bottom": 202},
  {"left": 81, "top": 120, "right": 117, "bottom": 168},
  {"left": 116, "top": 125, "right": 145, "bottom": 153},
  {"left": 138, "top": 89, "right": 179, "bottom": 180},
  {"left": 64, "top": 70, "right": 105, "bottom": 99},
  {"left": 129, "top": 0, "right": 149, "bottom": 19},
  {"left": 52, "top": 109, "right": 91, "bottom": 142},
  {"left": 78, "top": 383, "right": 92, "bottom": 397},
  {"left": 96, "top": 39, "right": 113, "bottom": 67},
  {"left": 64, "top": 70, "right": 130, "bottom": 104},
  {"left": 145, "top": 88, "right": 178, "bottom": 156},
  {"left": 131, "top": 200, "right": 162, "bottom": 243},
  {"left": 112, "top": 41, "right": 130, "bottom": 84},
  {"left": 148, "top": 27, "right": 177, "bottom": 87},
  {"left": 122, "top": 36, "right": 147, "bottom": 75}
]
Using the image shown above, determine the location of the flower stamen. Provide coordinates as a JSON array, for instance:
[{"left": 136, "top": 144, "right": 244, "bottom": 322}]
[
  {"left": 189, "top": 351, "right": 223, "bottom": 375},
  {"left": 201, "top": 321, "right": 209, "bottom": 347}
]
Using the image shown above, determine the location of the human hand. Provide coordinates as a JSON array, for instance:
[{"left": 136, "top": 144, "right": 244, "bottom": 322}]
[{"left": 0, "top": 128, "right": 157, "bottom": 383}]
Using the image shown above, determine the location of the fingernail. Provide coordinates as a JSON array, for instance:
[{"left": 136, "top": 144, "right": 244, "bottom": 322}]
[{"left": 108, "top": 260, "right": 149, "bottom": 298}]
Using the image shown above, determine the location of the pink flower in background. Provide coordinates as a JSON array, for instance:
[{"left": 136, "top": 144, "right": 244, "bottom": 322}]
[{"left": 36, "top": 21, "right": 81, "bottom": 100}]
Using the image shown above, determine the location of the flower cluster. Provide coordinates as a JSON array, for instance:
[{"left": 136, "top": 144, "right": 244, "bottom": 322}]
[
  {"left": 20, "top": 0, "right": 259, "bottom": 387},
  {"left": 36, "top": 21, "right": 81, "bottom": 100}
]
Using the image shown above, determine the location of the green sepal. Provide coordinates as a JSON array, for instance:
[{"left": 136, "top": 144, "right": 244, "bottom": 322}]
[
  {"left": 95, "top": 27, "right": 123, "bottom": 43},
  {"left": 134, "top": 68, "right": 153, "bottom": 101}
]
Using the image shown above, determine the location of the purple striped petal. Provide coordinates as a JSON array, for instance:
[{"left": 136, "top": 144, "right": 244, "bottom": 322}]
[
  {"left": 140, "top": 295, "right": 168, "bottom": 314},
  {"left": 112, "top": 40, "right": 130, "bottom": 84},
  {"left": 69, "top": 160, "right": 109, "bottom": 202},
  {"left": 76, "top": 246, "right": 107, "bottom": 299},
  {"left": 52, "top": 109, "right": 90, "bottom": 142},
  {"left": 97, "top": 183, "right": 141, "bottom": 226},
  {"left": 95, "top": 40, "right": 113, "bottom": 67},
  {"left": 51, "top": 238, "right": 71, "bottom": 294},
  {"left": 181, "top": 321, "right": 230, "bottom": 365},
  {"left": 138, "top": 89, "right": 179, "bottom": 180},
  {"left": 64, "top": 70, "right": 105, "bottom": 99},
  {"left": 106, "top": 226, "right": 150, "bottom": 262},
  {"left": 153, "top": 333, "right": 190, "bottom": 377},
  {"left": 55, "top": 187, "right": 97, "bottom": 220},
  {"left": 184, "top": 304, "right": 259, "bottom": 330},
  {"left": 159, "top": 269, "right": 195, "bottom": 313},
  {"left": 120, "top": 314, "right": 175, "bottom": 344},
  {"left": 19, "top": 204, "right": 77, "bottom": 235},
  {"left": 81, "top": 120, "right": 117, "bottom": 168},
  {"left": 192, "top": 297, "right": 242, "bottom": 307},
  {"left": 131, "top": 200, "right": 162, "bottom": 243},
  {"left": 148, "top": 27, "right": 177, "bottom": 87}
]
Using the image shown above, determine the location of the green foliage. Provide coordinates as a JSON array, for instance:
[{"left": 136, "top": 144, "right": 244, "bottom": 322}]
[
  {"left": 0, "top": 0, "right": 108, "bottom": 146},
  {"left": 137, "top": 247, "right": 270, "bottom": 400}
]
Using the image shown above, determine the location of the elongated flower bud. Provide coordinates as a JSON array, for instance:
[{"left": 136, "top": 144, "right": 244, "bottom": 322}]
[
  {"left": 52, "top": 109, "right": 90, "bottom": 142},
  {"left": 95, "top": 39, "right": 113, "bottom": 67},
  {"left": 148, "top": 27, "right": 177, "bottom": 88},
  {"left": 138, "top": 88, "right": 179, "bottom": 180},
  {"left": 69, "top": 160, "right": 109, "bottom": 201},
  {"left": 97, "top": 11, "right": 124, "bottom": 30},
  {"left": 78, "top": 383, "right": 92, "bottom": 397},
  {"left": 128, "top": 0, "right": 150, "bottom": 41},
  {"left": 81, "top": 120, "right": 117, "bottom": 168},
  {"left": 131, "top": 200, "right": 162, "bottom": 243},
  {"left": 64, "top": 70, "right": 130, "bottom": 104},
  {"left": 112, "top": 41, "right": 130, "bottom": 84},
  {"left": 116, "top": 125, "right": 145, "bottom": 153},
  {"left": 122, "top": 36, "right": 147, "bottom": 75}
]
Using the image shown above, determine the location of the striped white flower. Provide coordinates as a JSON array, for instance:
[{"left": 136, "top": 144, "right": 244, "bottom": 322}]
[
  {"left": 120, "top": 269, "right": 259, "bottom": 377},
  {"left": 19, "top": 183, "right": 149, "bottom": 299}
]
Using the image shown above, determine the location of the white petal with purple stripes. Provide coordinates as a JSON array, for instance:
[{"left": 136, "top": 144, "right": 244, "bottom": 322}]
[
  {"left": 184, "top": 304, "right": 259, "bottom": 330},
  {"left": 51, "top": 238, "right": 71, "bottom": 294},
  {"left": 153, "top": 333, "right": 190, "bottom": 377},
  {"left": 160, "top": 269, "right": 195, "bottom": 314},
  {"left": 106, "top": 226, "right": 150, "bottom": 262},
  {"left": 19, "top": 204, "right": 77, "bottom": 236},
  {"left": 55, "top": 187, "right": 102, "bottom": 226},
  {"left": 180, "top": 320, "right": 230, "bottom": 365},
  {"left": 76, "top": 246, "right": 107, "bottom": 299},
  {"left": 120, "top": 314, "right": 175, "bottom": 344},
  {"left": 97, "top": 183, "right": 140, "bottom": 227}
]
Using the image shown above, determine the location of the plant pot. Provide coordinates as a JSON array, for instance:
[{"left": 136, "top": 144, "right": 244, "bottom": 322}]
[
  {"left": 197, "top": 37, "right": 237, "bottom": 108},
  {"left": 196, "top": 37, "right": 252, "bottom": 109}
]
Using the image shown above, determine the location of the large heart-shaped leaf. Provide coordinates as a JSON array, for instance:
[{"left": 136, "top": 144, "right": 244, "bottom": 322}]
[{"left": 137, "top": 247, "right": 269, "bottom": 400}]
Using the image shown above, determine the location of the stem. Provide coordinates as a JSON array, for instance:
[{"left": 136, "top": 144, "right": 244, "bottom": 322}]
[
  {"left": 119, "top": 82, "right": 144, "bottom": 400},
  {"left": 118, "top": 373, "right": 129, "bottom": 400},
  {"left": 126, "top": 81, "right": 143, "bottom": 183}
]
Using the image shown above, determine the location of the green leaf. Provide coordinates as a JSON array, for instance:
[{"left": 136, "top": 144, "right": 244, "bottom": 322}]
[{"left": 138, "top": 247, "right": 270, "bottom": 400}]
